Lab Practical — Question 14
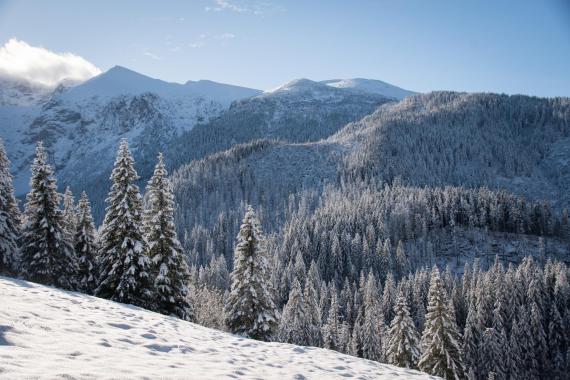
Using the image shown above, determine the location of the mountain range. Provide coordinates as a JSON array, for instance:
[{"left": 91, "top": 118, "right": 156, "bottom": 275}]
[
  {"left": 1, "top": 64, "right": 569, "bottom": 270},
  {"left": 0, "top": 65, "right": 414, "bottom": 219}
]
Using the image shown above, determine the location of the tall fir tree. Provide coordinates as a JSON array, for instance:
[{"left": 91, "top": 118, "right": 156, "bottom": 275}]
[
  {"left": 322, "top": 287, "right": 341, "bottom": 351},
  {"left": 547, "top": 298, "right": 567, "bottom": 379},
  {"left": 144, "top": 153, "right": 192, "bottom": 320},
  {"left": 480, "top": 327, "right": 506, "bottom": 380},
  {"left": 303, "top": 269, "right": 322, "bottom": 346},
  {"left": 74, "top": 191, "right": 99, "bottom": 294},
  {"left": 20, "top": 142, "right": 76, "bottom": 289},
  {"left": 462, "top": 299, "right": 482, "bottom": 377},
  {"left": 361, "top": 272, "right": 384, "bottom": 362},
  {"left": 529, "top": 301, "right": 547, "bottom": 378},
  {"left": 62, "top": 186, "right": 78, "bottom": 244},
  {"left": 224, "top": 205, "right": 278, "bottom": 341},
  {"left": 395, "top": 240, "right": 410, "bottom": 279},
  {"left": 277, "top": 279, "right": 308, "bottom": 345},
  {"left": 95, "top": 139, "right": 152, "bottom": 307},
  {"left": 418, "top": 267, "right": 465, "bottom": 380},
  {"left": 387, "top": 295, "right": 421, "bottom": 369},
  {"left": 0, "top": 138, "right": 20, "bottom": 274}
]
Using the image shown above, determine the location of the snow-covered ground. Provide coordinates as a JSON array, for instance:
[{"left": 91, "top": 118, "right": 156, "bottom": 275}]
[{"left": 0, "top": 276, "right": 436, "bottom": 379}]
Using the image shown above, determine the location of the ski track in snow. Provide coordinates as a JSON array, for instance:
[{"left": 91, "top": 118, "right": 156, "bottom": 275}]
[{"left": 0, "top": 276, "right": 437, "bottom": 379}]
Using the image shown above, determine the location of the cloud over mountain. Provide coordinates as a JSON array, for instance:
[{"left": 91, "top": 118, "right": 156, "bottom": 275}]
[{"left": 0, "top": 38, "right": 101, "bottom": 87}]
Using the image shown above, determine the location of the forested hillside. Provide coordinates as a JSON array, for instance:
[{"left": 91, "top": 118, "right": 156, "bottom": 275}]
[{"left": 172, "top": 92, "right": 570, "bottom": 269}]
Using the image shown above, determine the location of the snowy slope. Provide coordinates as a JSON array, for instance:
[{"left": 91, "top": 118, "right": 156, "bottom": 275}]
[
  {"left": 0, "top": 276, "right": 436, "bottom": 380},
  {"left": 320, "top": 78, "right": 415, "bottom": 100}
]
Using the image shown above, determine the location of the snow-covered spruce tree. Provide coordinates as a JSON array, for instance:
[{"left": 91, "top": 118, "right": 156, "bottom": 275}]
[
  {"left": 74, "top": 191, "right": 99, "bottom": 294},
  {"left": 20, "top": 142, "right": 76, "bottom": 289},
  {"left": 322, "top": 287, "right": 341, "bottom": 351},
  {"left": 144, "top": 153, "right": 192, "bottom": 321},
  {"left": 303, "top": 269, "right": 322, "bottom": 346},
  {"left": 0, "top": 138, "right": 20, "bottom": 274},
  {"left": 480, "top": 327, "right": 506, "bottom": 380},
  {"left": 95, "top": 139, "right": 152, "bottom": 307},
  {"left": 62, "top": 186, "right": 78, "bottom": 243},
  {"left": 361, "top": 272, "right": 384, "bottom": 362},
  {"left": 387, "top": 295, "right": 421, "bottom": 369},
  {"left": 418, "top": 267, "right": 465, "bottom": 380},
  {"left": 277, "top": 279, "right": 308, "bottom": 345},
  {"left": 395, "top": 240, "right": 410, "bottom": 279},
  {"left": 462, "top": 299, "right": 482, "bottom": 377},
  {"left": 224, "top": 205, "right": 277, "bottom": 341},
  {"left": 547, "top": 297, "right": 567, "bottom": 379}
]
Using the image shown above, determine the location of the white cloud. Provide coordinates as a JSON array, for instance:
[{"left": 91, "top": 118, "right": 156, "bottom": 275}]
[
  {"left": 188, "top": 41, "right": 206, "bottom": 49},
  {"left": 205, "top": 0, "right": 246, "bottom": 13},
  {"left": 0, "top": 38, "right": 101, "bottom": 87},
  {"left": 204, "top": 0, "right": 281, "bottom": 15},
  {"left": 143, "top": 49, "right": 163, "bottom": 60},
  {"left": 215, "top": 33, "right": 236, "bottom": 40}
]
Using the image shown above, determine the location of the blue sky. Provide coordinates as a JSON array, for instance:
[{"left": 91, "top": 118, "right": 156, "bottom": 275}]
[{"left": 0, "top": 0, "right": 568, "bottom": 96}]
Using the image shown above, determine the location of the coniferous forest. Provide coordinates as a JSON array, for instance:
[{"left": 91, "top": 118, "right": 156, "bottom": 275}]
[{"left": 1, "top": 123, "right": 569, "bottom": 379}]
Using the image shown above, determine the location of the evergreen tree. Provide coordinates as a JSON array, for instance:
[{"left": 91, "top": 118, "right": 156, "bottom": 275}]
[
  {"left": 322, "top": 288, "right": 341, "bottom": 351},
  {"left": 95, "top": 139, "right": 152, "bottom": 307},
  {"left": 20, "top": 142, "right": 76, "bottom": 289},
  {"left": 62, "top": 186, "right": 78, "bottom": 243},
  {"left": 0, "top": 138, "right": 20, "bottom": 274},
  {"left": 462, "top": 299, "right": 482, "bottom": 377},
  {"left": 529, "top": 301, "right": 547, "bottom": 378},
  {"left": 547, "top": 298, "right": 567, "bottom": 379},
  {"left": 362, "top": 272, "right": 384, "bottom": 362},
  {"left": 418, "top": 267, "right": 465, "bottom": 380},
  {"left": 350, "top": 309, "right": 364, "bottom": 357},
  {"left": 303, "top": 272, "right": 322, "bottom": 346},
  {"left": 224, "top": 205, "right": 277, "bottom": 341},
  {"left": 507, "top": 316, "right": 524, "bottom": 380},
  {"left": 278, "top": 279, "right": 308, "bottom": 345},
  {"left": 480, "top": 327, "right": 506, "bottom": 380},
  {"left": 386, "top": 295, "right": 421, "bottom": 369},
  {"left": 383, "top": 272, "right": 397, "bottom": 324},
  {"left": 144, "top": 153, "right": 192, "bottom": 320},
  {"left": 75, "top": 191, "right": 98, "bottom": 293},
  {"left": 395, "top": 240, "right": 410, "bottom": 279}
]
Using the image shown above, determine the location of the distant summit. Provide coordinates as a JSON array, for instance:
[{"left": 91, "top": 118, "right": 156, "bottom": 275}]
[
  {"left": 62, "top": 65, "right": 261, "bottom": 105},
  {"left": 321, "top": 78, "right": 415, "bottom": 100},
  {"left": 266, "top": 77, "right": 415, "bottom": 100}
]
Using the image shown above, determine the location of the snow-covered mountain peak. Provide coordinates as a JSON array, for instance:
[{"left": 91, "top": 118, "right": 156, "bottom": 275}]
[
  {"left": 321, "top": 78, "right": 416, "bottom": 100},
  {"left": 263, "top": 78, "right": 350, "bottom": 102},
  {"left": 267, "top": 78, "right": 322, "bottom": 93},
  {"left": 265, "top": 77, "right": 414, "bottom": 101},
  {"left": 60, "top": 66, "right": 261, "bottom": 105},
  {"left": 60, "top": 65, "right": 180, "bottom": 102}
]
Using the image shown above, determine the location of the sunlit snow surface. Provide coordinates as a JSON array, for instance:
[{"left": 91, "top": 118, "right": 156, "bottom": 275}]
[{"left": 0, "top": 276, "right": 437, "bottom": 379}]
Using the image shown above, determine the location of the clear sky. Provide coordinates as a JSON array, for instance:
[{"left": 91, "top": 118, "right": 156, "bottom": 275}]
[{"left": 0, "top": 0, "right": 569, "bottom": 96}]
